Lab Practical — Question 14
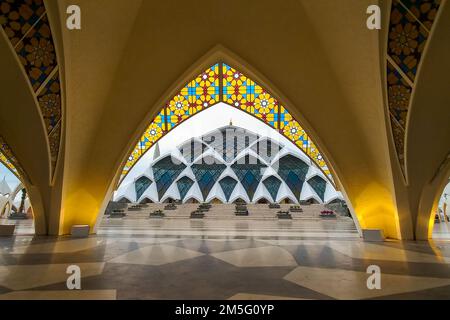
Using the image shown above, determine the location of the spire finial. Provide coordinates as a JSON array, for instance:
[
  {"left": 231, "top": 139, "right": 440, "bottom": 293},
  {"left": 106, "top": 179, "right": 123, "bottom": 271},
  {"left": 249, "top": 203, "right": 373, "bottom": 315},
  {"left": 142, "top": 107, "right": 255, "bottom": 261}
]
[{"left": 229, "top": 119, "right": 233, "bottom": 126}]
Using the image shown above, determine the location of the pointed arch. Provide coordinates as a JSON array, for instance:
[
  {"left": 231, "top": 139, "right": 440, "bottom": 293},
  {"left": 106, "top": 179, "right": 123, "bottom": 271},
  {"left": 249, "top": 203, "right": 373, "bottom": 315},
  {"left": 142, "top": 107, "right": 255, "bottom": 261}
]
[
  {"left": 0, "top": 1, "right": 64, "bottom": 180},
  {"left": 119, "top": 62, "right": 335, "bottom": 188}
]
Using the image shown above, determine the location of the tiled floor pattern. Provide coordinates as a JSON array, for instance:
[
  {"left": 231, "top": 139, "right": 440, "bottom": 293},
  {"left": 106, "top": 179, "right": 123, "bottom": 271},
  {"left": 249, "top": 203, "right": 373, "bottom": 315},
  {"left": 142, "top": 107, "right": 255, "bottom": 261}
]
[{"left": 0, "top": 215, "right": 449, "bottom": 300}]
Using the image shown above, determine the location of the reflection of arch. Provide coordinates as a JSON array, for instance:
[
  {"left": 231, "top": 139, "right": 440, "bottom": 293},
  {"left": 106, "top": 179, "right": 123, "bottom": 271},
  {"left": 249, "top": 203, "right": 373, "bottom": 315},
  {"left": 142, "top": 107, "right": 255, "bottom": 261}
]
[{"left": 119, "top": 62, "right": 334, "bottom": 187}]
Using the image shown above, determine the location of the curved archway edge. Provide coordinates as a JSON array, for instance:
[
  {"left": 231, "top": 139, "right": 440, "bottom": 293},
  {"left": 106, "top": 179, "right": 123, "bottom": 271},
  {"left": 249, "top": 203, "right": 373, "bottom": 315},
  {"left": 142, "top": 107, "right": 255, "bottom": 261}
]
[{"left": 91, "top": 47, "right": 365, "bottom": 236}]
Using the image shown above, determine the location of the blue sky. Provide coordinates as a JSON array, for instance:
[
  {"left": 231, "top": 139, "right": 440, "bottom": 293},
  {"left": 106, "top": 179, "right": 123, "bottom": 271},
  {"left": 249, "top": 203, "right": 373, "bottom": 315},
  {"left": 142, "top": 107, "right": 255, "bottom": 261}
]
[{"left": 0, "top": 161, "right": 20, "bottom": 190}]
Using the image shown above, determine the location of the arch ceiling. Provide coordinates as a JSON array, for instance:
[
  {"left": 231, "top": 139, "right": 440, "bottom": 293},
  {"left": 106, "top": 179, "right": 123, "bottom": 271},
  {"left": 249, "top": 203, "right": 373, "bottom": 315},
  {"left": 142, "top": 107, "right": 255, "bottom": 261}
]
[
  {"left": 121, "top": 63, "right": 333, "bottom": 185},
  {"left": 386, "top": 0, "right": 441, "bottom": 179},
  {"left": 0, "top": 0, "right": 63, "bottom": 179}
]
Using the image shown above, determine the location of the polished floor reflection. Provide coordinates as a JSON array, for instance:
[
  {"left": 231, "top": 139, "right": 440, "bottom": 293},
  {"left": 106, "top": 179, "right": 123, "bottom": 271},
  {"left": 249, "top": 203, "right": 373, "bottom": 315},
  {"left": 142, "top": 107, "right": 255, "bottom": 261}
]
[{"left": 0, "top": 207, "right": 449, "bottom": 300}]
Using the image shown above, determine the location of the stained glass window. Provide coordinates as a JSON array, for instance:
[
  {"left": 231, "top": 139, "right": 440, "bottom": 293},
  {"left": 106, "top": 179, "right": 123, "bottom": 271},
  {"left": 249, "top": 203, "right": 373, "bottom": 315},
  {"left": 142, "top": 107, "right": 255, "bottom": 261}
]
[
  {"left": 262, "top": 176, "right": 282, "bottom": 202},
  {"left": 120, "top": 62, "right": 334, "bottom": 186},
  {"left": 307, "top": 175, "right": 327, "bottom": 202},
  {"left": 231, "top": 155, "right": 267, "bottom": 201},
  {"left": 166, "top": 64, "right": 220, "bottom": 131},
  {"left": 120, "top": 64, "right": 220, "bottom": 181},
  {"left": 222, "top": 64, "right": 279, "bottom": 129},
  {"left": 152, "top": 156, "right": 186, "bottom": 200},
  {"left": 176, "top": 176, "right": 195, "bottom": 201},
  {"left": 0, "top": 137, "right": 25, "bottom": 181},
  {"left": 135, "top": 176, "right": 152, "bottom": 201},
  {"left": 191, "top": 156, "right": 226, "bottom": 200},
  {"left": 219, "top": 176, "right": 238, "bottom": 202},
  {"left": 276, "top": 155, "right": 309, "bottom": 200}
]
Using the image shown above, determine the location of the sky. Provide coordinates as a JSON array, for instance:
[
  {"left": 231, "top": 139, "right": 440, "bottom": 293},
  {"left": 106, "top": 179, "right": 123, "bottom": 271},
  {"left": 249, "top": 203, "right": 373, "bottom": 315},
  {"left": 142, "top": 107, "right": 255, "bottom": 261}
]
[
  {"left": 120, "top": 102, "right": 312, "bottom": 186},
  {"left": 0, "top": 161, "right": 20, "bottom": 191}
]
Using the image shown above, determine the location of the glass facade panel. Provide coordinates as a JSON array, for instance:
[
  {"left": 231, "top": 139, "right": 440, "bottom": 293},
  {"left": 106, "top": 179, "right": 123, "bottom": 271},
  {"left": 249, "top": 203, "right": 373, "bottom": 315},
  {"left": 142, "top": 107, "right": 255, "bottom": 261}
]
[
  {"left": 219, "top": 176, "right": 238, "bottom": 202},
  {"left": 308, "top": 175, "right": 327, "bottom": 202},
  {"left": 231, "top": 155, "right": 267, "bottom": 201},
  {"left": 176, "top": 176, "right": 195, "bottom": 200},
  {"left": 262, "top": 176, "right": 282, "bottom": 202},
  {"left": 135, "top": 176, "right": 152, "bottom": 201},
  {"left": 276, "top": 155, "right": 309, "bottom": 200},
  {"left": 152, "top": 156, "right": 186, "bottom": 200},
  {"left": 191, "top": 157, "right": 226, "bottom": 200}
]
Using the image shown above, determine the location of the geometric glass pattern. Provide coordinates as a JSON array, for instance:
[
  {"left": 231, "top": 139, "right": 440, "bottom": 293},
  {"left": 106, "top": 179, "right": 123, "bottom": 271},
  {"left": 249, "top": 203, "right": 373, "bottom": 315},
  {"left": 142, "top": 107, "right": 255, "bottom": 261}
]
[
  {"left": 0, "top": 1, "right": 62, "bottom": 178},
  {"left": 176, "top": 176, "right": 195, "bottom": 201},
  {"left": 276, "top": 155, "right": 309, "bottom": 200},
  {"left": 191, "top": 157, "right": 226, "bottom": 201},
  {"left": 152, "top": 156, "right": 186, "bottom": 200},
  {"left": 231, "top": 155, "right": 267, "bottom": 201},
  {"left": 0, "top": 136, "right": 26, "bottom": 181},
  {"left": 120, "top": 62, "right": 334, "bottom": 185},
  {"left": 307, "top": 175, "right": 327, "bottom": 202},
  {"left": 165, "top": 64, "right": 220, "bottom": 131},
  {"left": 219, "top": 176, "right": 238, "bottom": 202},
  {"left": 262, "top": 176, "right": 282, "bottom": 202},
  {"left": 135, "top": 176, "right": 152, "bottom": 201},
  {"left": 386, "top": 0, "right": 441, "bottom": 178},
  {"left": 120, "top": 64, "right": 220, "bottom": 180}
]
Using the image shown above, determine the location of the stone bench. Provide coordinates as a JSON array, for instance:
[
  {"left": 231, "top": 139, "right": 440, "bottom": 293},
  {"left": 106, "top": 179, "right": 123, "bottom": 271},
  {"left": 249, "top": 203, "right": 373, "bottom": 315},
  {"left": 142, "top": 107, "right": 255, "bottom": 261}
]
[
  {"left": 164, "top": 204, "right": 177, "bottom": 210},
  {"left": 110, "top": 210, "right": 126, "bottom": 218},
  {"left": 190, "top": 211, "right": 205, "bottom": 219},
  {"left": 362, "top": 229, "right": 385, "bottom": 242},
  {"left": 71, "top": 225, "right": 90, "bottom": 238},
  {"left": 149, "top": 210, "right": 165, "bottom": 218},
  {"left": 8, "top": 212, "right": 28, "bottom": 220},
  {"left": 277, "top": 211, "right": 292, "bottom": 219}
]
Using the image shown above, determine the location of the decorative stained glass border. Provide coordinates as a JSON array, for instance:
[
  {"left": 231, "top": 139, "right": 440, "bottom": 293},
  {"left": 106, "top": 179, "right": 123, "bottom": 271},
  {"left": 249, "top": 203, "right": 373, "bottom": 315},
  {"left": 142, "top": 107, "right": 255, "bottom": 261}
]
[
  {"left": 0, "top": 0, "right": 63, "bottom": 180},
  {"left": 120, "top": 62, "right": 334, "bottom": 186},
  {"left": 386, "top": 0, "right": 441, "bottom": 179}
]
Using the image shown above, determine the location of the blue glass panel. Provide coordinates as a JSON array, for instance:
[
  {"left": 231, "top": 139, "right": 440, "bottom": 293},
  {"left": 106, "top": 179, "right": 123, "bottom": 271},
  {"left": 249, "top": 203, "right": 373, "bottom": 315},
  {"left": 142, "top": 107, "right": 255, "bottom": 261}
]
[
  {"left": 262, "top": 176, "right": 282, "bottom": 202},
  {"left": 176, "top": 176, "right": 195, "bottom": 200},
  {"left": 152, "top": 156, "right": 186, "bottom": 200},
  {"left": 231, "top": 155, "right": 266, "bottom": 201},
  {"left": 276, "top": 155, "right": 309, "bottom": 200},
  {"left": 307, "top": 175, "right": 327, "bottom": 202},
  {"left": 135, "top": 176, "right": 152, "bottom": 201},
  {"left": 219, "top": 176, "right": 238, "bottom": 202},
  {"left": 191, "top": 157, "right": 226, "bottom": 200}
]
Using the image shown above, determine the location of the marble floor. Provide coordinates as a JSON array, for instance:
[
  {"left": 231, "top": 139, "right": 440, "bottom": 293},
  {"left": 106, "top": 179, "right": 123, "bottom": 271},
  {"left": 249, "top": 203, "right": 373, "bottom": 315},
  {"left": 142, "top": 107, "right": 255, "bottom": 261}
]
[{"left": 0, "top": 214, "right": 449, "bottom": 300}]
